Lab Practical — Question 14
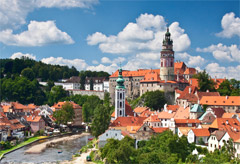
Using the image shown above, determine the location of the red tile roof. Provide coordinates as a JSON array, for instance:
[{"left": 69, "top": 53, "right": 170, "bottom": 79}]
[
  {"left": 52, "top": 101, "right": 81, "bottom": 109},
  {"left": 134, "top": 107, "right": 149, "bottom": 114},
  {"left": 166, "top": 105, "right": 179, "bottom": 112},
  {"left": 211, "top": 108, "right": 225, "bottom": 118},
  {"left": 174, "top": 106, "right": 190, "bottom": 119},
  {"left": 196, "top": 92, "right": 220, "bottom": 100},
  {"left": 200, "top": 96, "right": 240, "bottom": 106},
  {"left": 139, "top": 110, "right": 154, "bottom": 117},
  {"left": 144, "top": 115, "right": 161, "bottom": 123},
  {"left": 140, "top": 71, "right": 160, "bottom": 83},
  {"left": 184, "top": 68, "right": 196, "bottom": 75},
  {"left": 110, "top": 116, "right": 147, "bottom": 127},
  {"left": 110, "top": 69, "right": 160, "bottom": 78},
  {"left": 209, "top": 118, "right": 240, "bottom": 130},
  {"left": 189, "top": 78, "right": 199, "bottom": 88},
  {"left": 177, "top": 86, "right": 198, "bottom": 102},
  {"left": 175, "top": 119, "right": 201, "bottom": 124},
  {"left": 25, "top": 115, "right": 42, "bottom": 122},
  {"left": 111, "top": 100, "right": 134, "bottom": 117},
  {"left": 158, "top": 111, "right": 176, "bottom": 119},
  {"left": 152, "top": 127, "right": 169, "bottom": 133},
  {"left": 192, "top": 128, "right": 210, "bottom": 137},
  {"left": 222, "top": 113, "right": 240, "bottom": 118}
]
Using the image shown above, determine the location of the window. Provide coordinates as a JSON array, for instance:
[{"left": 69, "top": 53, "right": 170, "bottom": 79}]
[
  {"left": 144, "top": 127, "right": 146, "bottom": 131},
  {"left": 120, "top": 93, "right": 122, "bottom": 99},
  {"left": 120, "top": 110, "right": 122, "bottom": 116},
  {"left": 211, "top": 144, "right": 212, "bottom": 147},
  {"left": 115, "top": 133, "right": 117, "bottom": 136},
  {"left": 120, "top": 102, "right": 122, "bottom": 108},
  {"left": 106, "top": 133, "right": 108, "bottom": 137}
]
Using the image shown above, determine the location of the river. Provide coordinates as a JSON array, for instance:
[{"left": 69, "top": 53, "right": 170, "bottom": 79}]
[{"left": 1, "top": 135, "right": 92, "bottom": 164}]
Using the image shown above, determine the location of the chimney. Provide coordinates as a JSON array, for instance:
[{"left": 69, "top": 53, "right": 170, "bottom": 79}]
[
  {"left": 226, "top": 96, "right": 228, "bottom": 100},
  {"left": 206, "top": 90, "right": 209, "bottom": 92},
  {"left": 134, "top": 112, "right": 136, "bottom": 117},
  {"left": 226, "top": 120, "right": 229, "bottom": 125},
  {"left": 190, "top": 80, "right": 192, "bottom": 85},
  {"left": 189, "top": 87, "right": 191, "bottom": 94}
]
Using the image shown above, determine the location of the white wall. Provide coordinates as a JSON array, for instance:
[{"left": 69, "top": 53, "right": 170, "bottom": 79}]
[
  {"left": 98, "top": 129, "right": 124, "bottom": 148},
  {"left": 188, "top": 130, "right": 195, "bottom": 143}
]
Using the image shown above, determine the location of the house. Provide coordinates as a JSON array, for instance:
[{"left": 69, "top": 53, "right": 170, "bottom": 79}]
[
  {"left": 235, "top": 139, "right": 240, "bottom": 158},
  {"left": 2, "top": 102, "right": 35, "bottom": 113},
  {"left": 200, "top": 96, "right": 240, "bottom": 113},
  {"left": 157, "top": 111, "right": 175, "bottom": 128},
  {"left": 208, "top": 118, "right": 240, "bottom": 133},
  {"left": 85, "top": 77, "right": 107, "bottom": 91},
  {"left": 208, "top": 130, "right": 229, "bottom": 152},
  {"left": 174, "top": 119, "right": 201, "bottom": 128},
  {"left": 98, "top": 129, "right": 131, "bottom": 148},
  {"left": 199, "top": 107, "right": 225, "bottom": 124},
  {"left": 0, "top": 112, "right": 11, "bottom": 141},
  {"left": 52, "top": 101, "right": 82, "bottom": 126},
  {"left": 25, "top": 115, "right": 45, "bottom": 133},
  {"left": 143, "top": 114, "right": 161, "bottom": 128},
  {"left": 189, "top": 104, "right": 204, "bottom": 119},
  {"left": 176, "top": 86, "right": 198, "bottom": 107},
  {"left": 187, "top": 128, "right": 210, "bottom": 145},
  {"left": 134, "top": 123, "right": 155, "bottom": 141},
  {"left": 174, "top": 106, "right": 190, "bottom": 119}
]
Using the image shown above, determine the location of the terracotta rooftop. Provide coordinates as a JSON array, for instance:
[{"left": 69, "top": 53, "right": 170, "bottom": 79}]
[
  {"left": 52, "top": 101, "right": 81, "bottom": 109},
  {"left": 189, "top": 78, "right": 199, "bottom": 88},
  {"left": 174, "top": 106, "right": 190, "bottom": 119},
  {"left": 200, "top": 96, "right": 240, "bottom": 106},
  {"left": 184, "top": 68, "right": 196, "bottom": 75},
  {"left": 152, "top": 127, "right": 169, "bottom": 133},
  {"left": 175, "top": 119, "right": 201, "bottom": 124},
  {"left": 134, "top": 107, "right": 149, "bottom": 114},
  {"left": 222, "top": 113, "right": 240, "bottom": 118},
  {"left": 192, "top": 128, "right": 210, "bottom": 137},
  {"left": 139, "top": 110, "right": 154, "bottom": 117},
  {"left": 144, "top": 115, "right": 161, "bottom": 123},
  {"left": 158, "top": 111, "right": 176, "bottom": 119},
  {"left": 211, "top": 130, "right": 227, "bottom": 141},
  {"left": 110, "top": 116, "right": 147, "bottom": 127},
  {"left": 25, "top": 115, "right": 42, "bottom": 122},
  {"left": 140, "top": 71, "right": 160, "bottom": 83},
  {"left": 166, "top": 105, "right": 179, "bottom": 112},
  {"left": 126, "top": 126, "right": 141, "bottom": 134},
  {"left": 177, "top": 86, "right": 198, "bottom": 102},
  {"left": 209, "top": 118, "right": 240, "bottom": 130},
  {"left": 178, "top": 127, "right": 192, "bottom": 136},
  {"left": 110, "top": 69, "right": 160, "bottom": 78},
  {"left": 196, "top": 91, "right": 220, "bottom": 100}
]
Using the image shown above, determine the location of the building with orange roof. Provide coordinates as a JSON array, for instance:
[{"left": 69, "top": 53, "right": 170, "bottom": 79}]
[
  {"left": 143, "top": 114, "right": 161, "bottom": 128},
  {"left": 199, "top": 107, "right": 225, "bottom": 125},
  {"left": 52, "top": 101, "right": 82, "bottom": 126},
  {"left": 174, "top": 119, "right": 201, "bottom": 128},
  {"left": 200, "top": 96, "right": 240, "bottom": 113},
  {"left": 177, "top": 127, "right": 192, "bottom": 137},
  {"left": 139, "top": 109, "right": 154, "bottom": 117},
  {"left": 222, "top": 113, "right": 240, "bottom": 119},
  {"left": 25, "top": 115, "right": 45, "bottom": 133},
  {"left": 174, "top": 106, "right": 190, "bottom": 120},
  {"left": 189, "top": 78, "right": 199, "bottom": 88},
  {"left": 134, "top": 122, "right": 155, "bottom": 141},
  {"left": 134, "top": 106, "right": 149, "bottom": 116},
  {"left": 187, "top": 128, "right": 210, "bottom": 145}
]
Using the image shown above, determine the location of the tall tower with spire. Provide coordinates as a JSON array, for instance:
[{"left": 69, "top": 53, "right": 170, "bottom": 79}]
[
  {"left": 115, "top": 67, "right": 126, "bottom": 119},
  {"left": 160, "top": 28, "right": 175, "bottom": 81}
]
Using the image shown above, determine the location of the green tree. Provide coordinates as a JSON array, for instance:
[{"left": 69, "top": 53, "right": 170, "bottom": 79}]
[
  {"left": 217, "top": 80, "right": 232, "bottom": 96},
  {"left": 48, "top": 86, "right": 67, "bottom": 105},
  {"left": 194, "top": 70, "right": 216, "bottom": 92},
  {"left": 144, "top": 90, "right": 167, "bottom": 110},
  {"left": 53, "top": 101, "right": 75, "bottom": 125},
  {"left": 21, "top": 67, "right": 35, "bottom": 81},
  {"left": 91, "top": 104, "right": 110, "bottom": 137},
  {"left": 82, "top": 95, "right": 101, "bottom": 122}
]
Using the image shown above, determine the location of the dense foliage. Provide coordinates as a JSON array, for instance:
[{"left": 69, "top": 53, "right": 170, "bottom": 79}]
[
  {"left": 193, "top": 70, "right": 216, "bottom": 92},
  {"left": 130, "top": 90, "right": 167, "bottom": 110},
  {"left": 100, "top": 131, "right": 240, "bottom": 164},
  {"left": 217, "top": 79, "right": 240, "bottom": 96},
  {"left": 0, "top": 58, "right": 78, "bottom": 81}
]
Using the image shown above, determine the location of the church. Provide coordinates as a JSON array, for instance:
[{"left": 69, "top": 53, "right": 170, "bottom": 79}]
[{"left": 109, "top": 28, "right": 197, "bottom": 103}]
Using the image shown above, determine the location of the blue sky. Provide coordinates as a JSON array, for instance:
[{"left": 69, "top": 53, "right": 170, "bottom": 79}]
[{"left": 0, "top": 0, "right": 239, "bottom": 79}]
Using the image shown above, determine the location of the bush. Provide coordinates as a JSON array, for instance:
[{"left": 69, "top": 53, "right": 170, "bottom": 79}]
[{"left": 0, "top": 141, "right": 13, "bottom": 150}]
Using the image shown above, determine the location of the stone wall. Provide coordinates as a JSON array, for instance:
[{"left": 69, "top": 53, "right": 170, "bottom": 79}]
[{"left": 68, "top": 90, "right": 105, "bottom": 100}]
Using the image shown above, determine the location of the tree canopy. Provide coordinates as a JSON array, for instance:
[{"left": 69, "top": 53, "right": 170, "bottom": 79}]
[
  {"left": 217, "top": 79, "right": 240, "bottom": 96},
  {"left": 193, "top": 70, "right": 216, "bottom": 92},
  {"left": 53, "top": 101, "right": 75, "bottom": 125}
]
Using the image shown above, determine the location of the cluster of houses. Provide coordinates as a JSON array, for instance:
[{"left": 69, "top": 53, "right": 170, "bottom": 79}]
[
  {"left": 0, "top": 101, "right": 82, "bottom": 142},
  {"left": 98, "top": 67, "right": 240, "bottom": 158}
]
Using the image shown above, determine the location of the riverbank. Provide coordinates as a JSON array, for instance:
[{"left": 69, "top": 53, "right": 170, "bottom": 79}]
[
  {"left": 25, "top": 133, "right": 90, "bottom": 154},
  {"left": 0, "top": 136, "right": 46, "bottom": 158}
]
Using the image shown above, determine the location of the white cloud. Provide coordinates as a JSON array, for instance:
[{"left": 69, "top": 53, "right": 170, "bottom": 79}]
[
  {"left": 41, "top": 57, "right": 88, "bottom": 70},
  {"left": 175, "top": 52, "right": 206, "bottom": 67},
  {"left": 0, "top": 21, "right": 74, "bottom": 46},
  {"left": 87, "top": 13, "right": 191, "bottom": 54},
  {"left": 87, "top": 64, "right": 118, "bottom": 74},
  {"left": 10, "top": 52, "right": 36, "bottom": 60},
  {"left": 197, "top": 43, "right": 240, "bottom": 63},
  {"left": 216, "top": 12, "right": 240, "bottom": 38},
  {"left": 92, "top": 60, "right": 99, "bottom": 64},
  {"left": 0, "top": 0, "right": 98, "bottom": 31},
  {"left": 205, "top": 63, "right": 240, "bottom": 80},
  {"left": 101, "top": 57, "right": 112, "bottom": 64}
]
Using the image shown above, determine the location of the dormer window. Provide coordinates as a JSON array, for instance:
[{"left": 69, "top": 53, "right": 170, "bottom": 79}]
[
  {"left": 214, "top": 101, "right": 216, "bottom": 103},
  {"left": 232, "top": 101, "right": 234, "bottom": 103}
]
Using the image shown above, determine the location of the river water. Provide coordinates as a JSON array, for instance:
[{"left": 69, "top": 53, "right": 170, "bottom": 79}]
[{"left": 1, "top": 135, "right": 92, "bottom": 164}]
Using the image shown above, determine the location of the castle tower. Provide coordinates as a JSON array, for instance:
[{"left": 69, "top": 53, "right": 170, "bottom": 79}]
[
  {"left": 115, "top": 68, "right": 126, "bottom": 119},
  {"left": 160, "top": 28, "right": 175, "bottom": 81}
]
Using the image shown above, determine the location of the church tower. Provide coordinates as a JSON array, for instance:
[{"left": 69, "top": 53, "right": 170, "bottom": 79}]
[
  {"left": 115, "top": 67, "right": 126, "bottom": 119},
  {"left": 160, "top": 28, "right": 175, "bottom": 81}
]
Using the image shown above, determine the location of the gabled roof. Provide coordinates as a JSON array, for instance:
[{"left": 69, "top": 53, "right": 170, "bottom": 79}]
[
  {"left": 189, "top": 78, "right": 199, "bottom": 88},
  {"left": 139, "top": 110, "right": 154, "bottom": 117},
  {"left": 190, "top": 104, "right": 204, "bottom": 113},
  {"left": 184, "top": 68, "right": 196, "bottom": 75},
  {"left": 166, "top": 105, "right": 179, "bottom": 112},
  {"left": 158, "top": 111, "right": 175, "bottom": 119},
  {"left": 144, "top": 115, "right": 161, "bottom": 123},
  {"left": 192, "top": 128, "right": 210, "bottom": 137},
  {"left": 134, "top": 107, "right": 149, "bottom": 114},
  {"left": 52, "top": 101, "right": 81, "bottom": 109},
  {"left": 174, "top": 106, "right": 190, "bottom": 119},
  {"left": 177, "top": 86, "right": 198, "bottom": 102},
  {"left": 200, "top": 96, "right": 240, "bottom": 106},
  {"left": 211, "top": 130, "right": 227, "bottom": 141},
  {"left": 25, "top": 115, "right": 42, "bottom": 122},
  {"left": 152, "top": 127, "right": 169, "bottom": 133},
  {"left": 196, "top": 91, "right": 220, "bottom": 100},
  {"left": 110, "top": 116, "right": 147, "bottom": 127},
  {"left": 126, "top": 126, "right": 141, "bottom": 134},
  {"left": 140, "top": 71, "right": 160, "bottom": 83},
  {"left": 209, "top": 118, "right": 240, "bottom": 130},
  {"left": 211, "top": 108, "right": 225, "bottom": 118},
  {"left": 178, "top": 127, "right": 192, "bottom": 136}
]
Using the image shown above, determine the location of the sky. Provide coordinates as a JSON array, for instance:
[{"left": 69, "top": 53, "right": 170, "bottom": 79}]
[{"left": 0, "top": 0, "right": 239, "bottom": 79}]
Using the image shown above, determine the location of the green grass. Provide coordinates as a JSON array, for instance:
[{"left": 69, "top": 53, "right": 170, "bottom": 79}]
[{"left": 0, "top": 136, "right": 44, "bottom": 156}]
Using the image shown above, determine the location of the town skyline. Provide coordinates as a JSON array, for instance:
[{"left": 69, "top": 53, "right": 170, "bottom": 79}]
[{"left": 0, "top": 0, "right": 239, "bottom": 80}]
